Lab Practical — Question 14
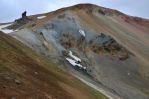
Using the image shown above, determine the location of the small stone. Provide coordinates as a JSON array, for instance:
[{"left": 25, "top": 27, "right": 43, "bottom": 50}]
[
  {"left": 35, "top": 72, "right": 38, "bottom": 74},
  {"left": 3, "top": 85, "right": 7, "bottom": 89},
  {"left": 12, "top": 97, "right": 15, "bottom": 99},
  {"left": 14, "top": 79, "right": 20, "bottom": 85},
  {"left": 127, "top": 73, "right": 130, "bottom": 76}
]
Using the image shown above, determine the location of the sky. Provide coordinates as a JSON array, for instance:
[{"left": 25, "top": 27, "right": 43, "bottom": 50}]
[{"left": 0, "top": 0, "right": 149, "bottom": 23}]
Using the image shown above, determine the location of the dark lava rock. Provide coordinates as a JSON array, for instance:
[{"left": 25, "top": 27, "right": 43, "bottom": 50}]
[
  {"left": 87, "top": 33, "right": 128, "bottom": 60},
  {"left": 98, "top": 9, "right": 105, "bottom": 15},
  {"left": 22, "top": 11, "right": 27, "bottom": 19},
  {"left": 58, "top": 14, "right": 65, "bottom": 18},
  {"left": 101, "top": 33, "right": 106, "bottom": 38},
  {"left": 8, "top": 11, "right": 33, "bottom": 30},
  {"left": 3, "top": 85, "right": 7, "bottom": 89}
]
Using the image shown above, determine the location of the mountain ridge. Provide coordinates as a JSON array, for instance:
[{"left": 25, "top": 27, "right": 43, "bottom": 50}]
[{"left": 35, "top": 3, "right": 149, "bottom": 27}]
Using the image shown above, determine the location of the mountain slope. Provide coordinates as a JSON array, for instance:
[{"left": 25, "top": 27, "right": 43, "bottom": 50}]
[
  {"left": 0, "top": 31, "right": 108, "bottom": 99},
  {"left": 1, "top": 3, "right": 149, "bottom": 99}
]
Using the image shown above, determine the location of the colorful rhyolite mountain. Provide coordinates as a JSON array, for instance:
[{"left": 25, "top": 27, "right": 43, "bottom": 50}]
[{"left": 1, "top": 4, "right": 149, "bottom": 99}]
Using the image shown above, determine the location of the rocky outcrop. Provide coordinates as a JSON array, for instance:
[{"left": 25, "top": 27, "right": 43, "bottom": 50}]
[
  {"left": 7, "top": 11, "right": 33, "bottom": 30},
  {"left": 59, "top": 31, "right": 128, "bottom": 60},
  {"left": 58, "top": 14, "right": 65, "bottom": 19},
  {"left": 97, "top": 9, "right": 115, "bottom": 16},
  {"left": 22, "top": 11, "right": 27, "bottom": 19},
  {"left": 98, "top": 9, "right": 105, "bottom": 15},
  {"left": 88, "top": 34, "right": 129, "bottom": 60},
  {"left": 59, "top": 32, "right": 85, "bottom": 50}
]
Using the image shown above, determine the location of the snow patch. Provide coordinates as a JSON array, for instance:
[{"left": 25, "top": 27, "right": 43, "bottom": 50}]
[
  {"left": 0, "top": 24, "right": 11, "bottom": 30},
  {"left": 37, "top": 16, "right": 46, "bottom": 19},
  {"left": 66, "top": 58, "right": 82, "bottom": 68},
  {"left": 79, "top": 30, "right": 85, "bottom": 37},
  {"left": 1, "top": 30, "right": 13, "bottom": 33},
  {"left": 66, "top": 51, "right": 86, "bottom": 69},
  {"left": 82, "top": 66, "right": 86, "bottom": 69},
  {"left": 69, "top": 51, "right": 81, "bottom": 62},
  {"left": 0, "top": 24, "right": 14, "bottom": 33}
]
